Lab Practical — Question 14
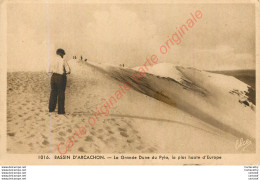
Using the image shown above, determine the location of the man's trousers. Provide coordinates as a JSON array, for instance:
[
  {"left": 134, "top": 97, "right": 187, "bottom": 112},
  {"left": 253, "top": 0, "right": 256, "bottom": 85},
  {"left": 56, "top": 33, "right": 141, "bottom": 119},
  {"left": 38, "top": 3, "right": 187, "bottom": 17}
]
[{"left": 49, "top": 73, "right": 67, "bottom": 114}]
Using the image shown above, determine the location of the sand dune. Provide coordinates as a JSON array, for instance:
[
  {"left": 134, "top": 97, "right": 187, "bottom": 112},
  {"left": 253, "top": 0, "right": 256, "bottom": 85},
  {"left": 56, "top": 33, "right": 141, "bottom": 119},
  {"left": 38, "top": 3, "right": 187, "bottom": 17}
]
[
  {"left": 7, "top": 71, "right": 155, "bottom": 154},
  {"left": 7, "top": 60, "right": 256, "bottom": 154},
  {"left": 88, "top": 62, "right": 255, "bottom": 140}
]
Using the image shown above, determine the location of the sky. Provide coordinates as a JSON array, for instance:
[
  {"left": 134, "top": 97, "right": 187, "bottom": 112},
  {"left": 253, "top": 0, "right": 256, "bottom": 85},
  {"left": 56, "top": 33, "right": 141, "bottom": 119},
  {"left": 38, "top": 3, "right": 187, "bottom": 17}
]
[{"left": 7, "top": 3, "right": 255, "bottom": 71}]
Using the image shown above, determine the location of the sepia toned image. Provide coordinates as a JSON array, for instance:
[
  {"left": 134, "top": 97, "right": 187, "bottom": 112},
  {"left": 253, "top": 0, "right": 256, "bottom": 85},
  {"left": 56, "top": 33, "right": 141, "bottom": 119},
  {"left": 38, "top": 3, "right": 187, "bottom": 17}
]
[{"left": 0, "top": 0, "right": 259, "bottom": 165}]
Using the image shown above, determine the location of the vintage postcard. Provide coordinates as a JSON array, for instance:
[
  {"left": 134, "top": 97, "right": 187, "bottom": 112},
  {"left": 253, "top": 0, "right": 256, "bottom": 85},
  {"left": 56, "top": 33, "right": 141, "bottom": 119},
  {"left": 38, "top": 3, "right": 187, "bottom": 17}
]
[{"left": 0, "top": 0, "right": 259, "bottom": 165}]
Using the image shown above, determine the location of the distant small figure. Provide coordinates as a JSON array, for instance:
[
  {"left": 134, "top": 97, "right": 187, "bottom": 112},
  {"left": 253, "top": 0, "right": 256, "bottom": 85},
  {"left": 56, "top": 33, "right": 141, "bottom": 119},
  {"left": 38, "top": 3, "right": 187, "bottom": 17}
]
[
  {"left": 80, "top": 56, "right": 83, "bottom": 61},
  {"left": 85, "top": 59, "right": 88, "bottom": 62}
]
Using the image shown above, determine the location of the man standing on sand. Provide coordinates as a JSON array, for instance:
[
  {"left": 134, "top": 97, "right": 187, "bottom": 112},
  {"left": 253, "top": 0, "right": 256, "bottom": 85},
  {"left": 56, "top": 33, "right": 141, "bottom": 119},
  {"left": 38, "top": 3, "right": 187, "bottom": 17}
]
[{"left": 48, "top": 48, "right": 71, "bottom": 115}]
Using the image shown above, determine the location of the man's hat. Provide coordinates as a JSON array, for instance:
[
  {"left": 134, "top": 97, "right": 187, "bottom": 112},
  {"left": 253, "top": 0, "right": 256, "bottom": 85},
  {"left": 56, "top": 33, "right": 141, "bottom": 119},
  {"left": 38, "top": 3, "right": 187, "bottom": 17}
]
[{"left": 56, "top": 48, "right": 66, "bottom": 55}]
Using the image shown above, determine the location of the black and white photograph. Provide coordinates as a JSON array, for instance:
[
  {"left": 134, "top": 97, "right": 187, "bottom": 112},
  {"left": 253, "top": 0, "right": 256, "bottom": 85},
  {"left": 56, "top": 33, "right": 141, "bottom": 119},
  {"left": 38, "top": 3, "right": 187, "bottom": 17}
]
[{"left": 0, "top": 1, "right": 259, "bottom": 165}]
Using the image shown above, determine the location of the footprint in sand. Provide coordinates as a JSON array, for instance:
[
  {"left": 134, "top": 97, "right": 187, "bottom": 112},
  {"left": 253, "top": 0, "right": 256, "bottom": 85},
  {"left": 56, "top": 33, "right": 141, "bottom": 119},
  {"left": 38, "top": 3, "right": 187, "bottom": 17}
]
[
  {"left": 105, "top": 125, "right": 111, "bottom": 130},
  {"left": 147, "top": 147, "right": 157, "bottom": 153},
  {"left": 118, "top": 127, "right": 126, "bottom": 132},
  {"left": 84, "top": 136, "right": 93, "bottom": 142},
  {"left": 78, "top": 147, "right": 85, "bottom": 152},
  {"left": 118, "top": 127, "right": 129, "bottom": 138},
  {"left": 74, "top": 124, "right": 80, "bottom": 128},
  {"left": 120, "top": 131, "right": 128, "bottom": 138},
  {"left": 57, "top": 137, "right": 65, "bottom": 142},
  {"left": 41, "top": 134, "right": 47, "bottom": 139},
  {"left": 110, "top": 118, "right": 115, "bottom": 122},
  {"left": 90, "top": 131, "right": 96, "bottom": 136},
  {"left": 106, "top": 136, "right": 116, "bottom": 142},
  {"left": 42, "top": 140, "right": 49, "bottom": 145},
  {"left": 97, "top": 135, "right": 104, "bottom": 140},
  {"left": 58, "top": 131, "right": 66, "bottom": 136},
  {"left": 127, "top": 139, "right": 134, "bottom": 143},
  {"left": 7, "top": 132, "right": 15, "bottom": 137},
  {"left": 108, "top": 130, "right": 114, "bottom": 134},
  {"left": 66, "top": 129, "right": 72, "bottom": 133},
  {"left": 136, "top": 146, "right": 144, "bottom": 150}
]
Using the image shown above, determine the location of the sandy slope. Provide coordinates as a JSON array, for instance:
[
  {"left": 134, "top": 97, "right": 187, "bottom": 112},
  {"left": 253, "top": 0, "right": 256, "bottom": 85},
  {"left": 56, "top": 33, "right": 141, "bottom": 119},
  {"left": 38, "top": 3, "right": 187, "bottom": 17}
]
[
  {"left": 7, "top": 68, "right": 156, "bottom": 154},
  {"left": 7, "top": 60, "right": 256, "bottom": 154}
]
